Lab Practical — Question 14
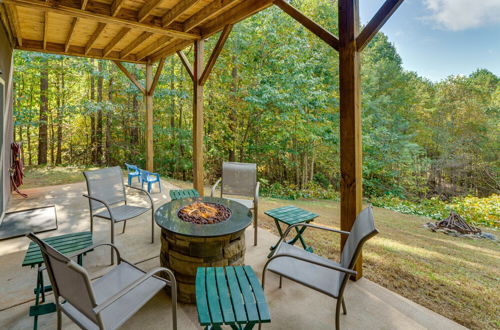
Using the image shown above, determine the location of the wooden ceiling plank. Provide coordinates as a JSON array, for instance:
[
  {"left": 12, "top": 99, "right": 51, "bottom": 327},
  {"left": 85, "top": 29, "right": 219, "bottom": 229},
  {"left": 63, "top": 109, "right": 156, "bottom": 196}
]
[
  {"left": 136, "top": 35, "right": 172, "bottom": 61},
  {"left": 20, "top": 38, "right": 146, "bottom": 63},
  {"left": 113, "top": 61, "right": 146, "bottom": 94},
  {"left": 3, "top": 0, "right": 200, "bottom": 40},
  {"left": 85, "top": 22, "right": 106, "bottom": 55},
  {"left": 162, "top": 0, "right": 202, "bottom": 27},
  {"left": 357, "top": 0, "right": 404, "bottom": 51},
  {"left": 111, "top": 0, "right": 125, "bottom": 17},
  {"left": 275, "top": 0, "right": 339, "bottom": 51},
  {"left": 201, "top": 0, "right": 273, "bottom": 37},
  {"left": 149, "top": 57, "right": 166, "bottom": 95},
  {"left": 65, "top": 17, "right": 79, "bottom": 52},
  {"left": 183, "top": 0, "right": 238, "bottom": 32},
  {"left": 199, "top": 24, "right": 232, "bottom": 85},
  {"left": 176, "top": 50, "right": 194, "bottom": 80},
  {"left": 43, "top": 11, "right": 49, "bottom": 50},
  {"left": 103, "top": 27, "right": 131, "bottom": 56},
  {"left": 138, "top": 0, "right": 163, "bottom": 23},
  {"left": 81, "top": 0, "right": 89, "bottom": 10},
  {"left": 120, "top": 31, "right": 153, "bottom": 58},
  {"left": 5, "top": 4, "right": 23, "bottom": 47}
]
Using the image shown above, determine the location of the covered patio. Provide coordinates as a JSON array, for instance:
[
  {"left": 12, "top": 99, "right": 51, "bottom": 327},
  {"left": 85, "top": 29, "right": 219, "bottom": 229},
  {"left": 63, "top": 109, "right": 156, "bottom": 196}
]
[{"left": 0, "top": 181, "right": 465, "bottom": 329}]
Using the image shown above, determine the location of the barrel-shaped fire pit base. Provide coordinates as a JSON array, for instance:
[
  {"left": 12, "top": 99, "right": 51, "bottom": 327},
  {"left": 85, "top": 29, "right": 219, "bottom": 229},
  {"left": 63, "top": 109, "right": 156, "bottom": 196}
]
[{"left": 160, "top": 228, "right": 246, "bottom": 303}]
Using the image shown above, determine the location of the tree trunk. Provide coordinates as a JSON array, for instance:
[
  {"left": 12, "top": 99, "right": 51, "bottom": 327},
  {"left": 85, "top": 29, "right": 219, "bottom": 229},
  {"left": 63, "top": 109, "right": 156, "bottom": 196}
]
[
  {"left": 96, "top": 61, "right": 104, "bottom": 165},
  {"left": 56, "top": 59, "right": 64, "bottom": 165},
  {"left": 106, "top": 75, "right": 113, "bottom": 165},
  {"left": 228, "top": 56, "right": 237, "bottom": 162},
  {"left": 38, "top": 57, "right": 49, "bottom": 165},
  {"left": 131, "top": 94, "right": 139, "bottom": 145},
  {"left": 90, "top": 61, "right": 96, "bottom": 164}
]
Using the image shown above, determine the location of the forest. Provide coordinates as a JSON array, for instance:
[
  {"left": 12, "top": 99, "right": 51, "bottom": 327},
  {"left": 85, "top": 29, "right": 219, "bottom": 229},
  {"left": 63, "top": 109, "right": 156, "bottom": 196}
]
[{"left": 12, "top": 1, "right": 499, "bottom": 225}]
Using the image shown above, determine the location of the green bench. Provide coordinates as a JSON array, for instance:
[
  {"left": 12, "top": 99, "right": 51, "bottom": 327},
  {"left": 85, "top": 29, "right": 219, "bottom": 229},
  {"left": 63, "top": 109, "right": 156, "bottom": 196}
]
[
  {"left": 169, "top": 188, "right": 200, "bottom": 200},
  {"left": 22, "top": 231, "right": 93, "bottom": 330},
  {"left": 196, "top": 266, "right": 271, "bottom": 329}
]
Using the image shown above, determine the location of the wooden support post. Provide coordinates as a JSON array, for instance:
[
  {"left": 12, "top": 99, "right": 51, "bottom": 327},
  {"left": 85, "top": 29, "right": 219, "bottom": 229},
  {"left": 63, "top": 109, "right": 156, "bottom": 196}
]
[
  {"left": 193, "top": 40, "right": 204, "bottom": 195},
  {"left": 338, "top": 0, "right": 363, "bottom": 280},
  {"left": 145, "top": 62, "right": 154, "bottom": 172}
]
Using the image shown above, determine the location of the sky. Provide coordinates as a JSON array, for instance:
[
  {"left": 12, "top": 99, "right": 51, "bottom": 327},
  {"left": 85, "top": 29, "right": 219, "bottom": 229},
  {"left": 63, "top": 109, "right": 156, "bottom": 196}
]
[{"left": 358, "top": 0, "right": 500, "bottom": 82}]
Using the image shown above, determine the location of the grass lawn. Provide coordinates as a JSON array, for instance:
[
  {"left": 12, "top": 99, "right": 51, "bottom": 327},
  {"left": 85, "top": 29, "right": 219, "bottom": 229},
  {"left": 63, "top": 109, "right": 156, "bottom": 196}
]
[{"left": 22, "top": 168, "right": 500, "bottom": 329}]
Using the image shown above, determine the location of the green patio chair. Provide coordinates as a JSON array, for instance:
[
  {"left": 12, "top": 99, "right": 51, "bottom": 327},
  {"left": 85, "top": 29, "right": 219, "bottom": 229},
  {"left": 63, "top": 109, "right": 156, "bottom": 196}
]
[
  {"left": 262, "top": 206, "right": 378, "bottom": 330},
  {"left": 26, "top": 233, "right": 177, "bottom": 330}
]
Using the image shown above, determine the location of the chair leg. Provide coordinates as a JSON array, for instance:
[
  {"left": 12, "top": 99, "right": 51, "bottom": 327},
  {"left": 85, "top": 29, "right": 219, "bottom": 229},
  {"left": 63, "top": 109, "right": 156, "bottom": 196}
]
[
  {"left": 128, "top": 176, "right": 132, "bottom": 186},
  {"left": 57, "top": 306, "right": 62, "bottom": 330},
  {"left": 90, "top": 214, "right": 93, "bottom": 233},
  {"left": 122, "top": 220, "right": 127, "bottom": 234},
  {"left": 158, "top": 181, "right": 162, "bottom": 192},
  {"left": 253, "top": 206, "right": 258, "bottom": 246},
  {"left": 335, "top": 299, "right": 342, "bottom": 330},
  {"left": 342, "top": 298, "right": 347, "bottom": 315},
  {"left": 279, "top": 276, "right": 283, "bottom": 289},
  {"left": 151, "top": 209, "right": 155, "bottom": 244},
  {"left": 110, "top": 221, "right": 115, "bottom": 265}
]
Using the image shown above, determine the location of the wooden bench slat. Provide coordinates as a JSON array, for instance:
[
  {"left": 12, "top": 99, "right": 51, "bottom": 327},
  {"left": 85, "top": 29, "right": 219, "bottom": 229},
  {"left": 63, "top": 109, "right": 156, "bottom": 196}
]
[
  {"left": 195, "top": 268, "right": 212, "bottom": 326},
  {"left": 225, "top": 266, "right": 248, "bottom": 324},
  {"left": 234, "top": 266, "right": 260, "bottom": 322},
  {"left": 215, "top": 267, "right": 236, "bottom": 324},
  {"left": 243, "top": 266, "right": 271, "bottom": 323},
  {"left": 206, "top": 267, "right": 224, "bottom": 325}
]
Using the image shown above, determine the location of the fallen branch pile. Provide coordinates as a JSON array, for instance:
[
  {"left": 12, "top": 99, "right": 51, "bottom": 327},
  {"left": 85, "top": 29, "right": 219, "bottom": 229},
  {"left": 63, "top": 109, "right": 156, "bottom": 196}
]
[{"left": 430, "top": 211, "right": 481, "bottom": 235}]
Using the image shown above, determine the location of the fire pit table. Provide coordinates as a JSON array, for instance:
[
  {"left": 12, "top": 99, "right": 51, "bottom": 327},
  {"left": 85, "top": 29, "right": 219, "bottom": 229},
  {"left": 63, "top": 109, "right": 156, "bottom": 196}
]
[{"left": 155, "top": 196, "right": 252, "bottom": 303}]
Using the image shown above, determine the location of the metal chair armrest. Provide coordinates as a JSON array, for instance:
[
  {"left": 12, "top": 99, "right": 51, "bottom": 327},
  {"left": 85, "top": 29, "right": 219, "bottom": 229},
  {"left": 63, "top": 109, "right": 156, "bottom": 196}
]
[
  {"left": 254, "top": 181, "right": 260, "bottom": 203},
  {"left": 125, "top": 185, "right": 154, "bottom": 209},
  {"left": 83, "top": 194, "right": 116, "bottom": 221},
  {"left": 264, "top": 253, "right": 357, "bottom": 276},
  {"left": 66, "top": 243, "right": 122, "bottom": 262},
  {"left": 211, "top": 178, "right": 222, "bottom": 197},
  {"left": 93, "top": 266, "right": 176, "bottom": 314}
]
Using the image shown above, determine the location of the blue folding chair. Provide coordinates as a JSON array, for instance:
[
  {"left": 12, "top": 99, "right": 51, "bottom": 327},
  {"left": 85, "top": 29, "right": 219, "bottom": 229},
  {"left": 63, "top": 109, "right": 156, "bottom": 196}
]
[
  {"left": 125, "top": 163, "right": 141, "bottom": 185},
  {"left": 140, "top": 169, "right": 162, "bottom": 193}
]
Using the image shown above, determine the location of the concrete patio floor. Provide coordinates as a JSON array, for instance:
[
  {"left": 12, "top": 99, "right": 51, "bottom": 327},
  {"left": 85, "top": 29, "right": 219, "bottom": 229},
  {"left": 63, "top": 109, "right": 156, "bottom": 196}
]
[{"left": 0, "top": 181, "right": 465, "bottom": 330}]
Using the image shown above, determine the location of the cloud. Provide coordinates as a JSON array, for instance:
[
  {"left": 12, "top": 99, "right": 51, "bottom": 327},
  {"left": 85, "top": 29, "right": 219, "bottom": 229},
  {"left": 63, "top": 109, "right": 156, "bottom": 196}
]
[{"left": 423, "top": 0, "right": 500, "bottom": 31}]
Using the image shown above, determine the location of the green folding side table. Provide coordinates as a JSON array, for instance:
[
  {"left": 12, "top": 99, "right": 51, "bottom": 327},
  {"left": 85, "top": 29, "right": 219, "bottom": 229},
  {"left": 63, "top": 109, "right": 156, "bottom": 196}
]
[
  {"left": 169, "top": 188, "right": 200, "bottom": 200},
  {"left": 265, "top": 206, "right": 319, "bottom": 257},
  {"left": 196, "top": 266, "right": 271, "bottom": 329},
  {"left": 22, "top": 231, "right": 93, "bottom": 330}
]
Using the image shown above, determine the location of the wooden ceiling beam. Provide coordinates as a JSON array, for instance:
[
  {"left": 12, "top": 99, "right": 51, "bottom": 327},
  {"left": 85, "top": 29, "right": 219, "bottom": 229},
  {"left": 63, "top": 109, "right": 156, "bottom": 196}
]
[
  {"left": 199, "top": 24, "right": 232, "bottom": 85},
  {"left": 201, "top": 0, "right": 273, "bottom": 37},
  {"left": 103, "top": 27, "right": 130, "bottom": 56},
  {"left": 357, "top": 0, "right": 404, "bottom": 51},
  {"left": 65, "top": 17, "right": 79, "bottom": 52},
  {"left": 85, "top": 22, "right": 106, "bottom": 55},
  {"left": 3, "top": 0, "right": 200, "bottom": 40},
  {"left": 162, "top": 0, "right": 202, "bottom": 27},
  {"left": 81, "top": 0, "right": 89, "bottom": 10},
  {"left": 113, "top": 61, "right": 146, "bottom": 95},
  {"left": 120, "top": 32, "right": 153, "bottom": 58},
  {"left": 111, "top": 0, "right": 125, "bottom": 17},
  {"left": 136, "top": 35, "right": 171, "bottom": 61},
  {"left": 43, "top": 11, "right": 49, "bottom": 50},
  {"left": 138, "top": 0, "right": 163, "bottom": 23},
  {"left": 148, "top": 57, "right": 166, "bottom": 95},
  {"left": 176, "top": 50, "right": 194, "bottom": 80},
  {"left": 19, "top": 38, "right": 146, "bottom": 63},
  {"left": 5, "top": 4, "right": 22, "bottom": 47},
  {"left": 183, "top": 0, "right": 238, "bottom": 32},
  {"left": 275, "top": 0, "right": 339, "bottom": 51},
  {"left": 149, "top": 39, "right": 193, "bottom": 62}
]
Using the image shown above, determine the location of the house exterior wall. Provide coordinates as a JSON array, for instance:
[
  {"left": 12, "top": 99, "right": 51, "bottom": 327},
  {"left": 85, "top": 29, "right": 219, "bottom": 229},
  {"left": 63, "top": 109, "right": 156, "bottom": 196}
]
[{"left": 0, "top": 20, "right": 14, "bottom": 218}]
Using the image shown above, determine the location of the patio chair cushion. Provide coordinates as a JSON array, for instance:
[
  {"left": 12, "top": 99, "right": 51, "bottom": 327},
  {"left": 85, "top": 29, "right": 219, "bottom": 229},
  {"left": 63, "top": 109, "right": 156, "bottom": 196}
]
[
  {"left": 60, "top": 262, "right": 166, "bottom": 330},
  {"left": 93, "top": 205, "right": 150, "bottom": 222},
  {"left": 267, "top": 242, "right": 341, "bottom": 298},
  {"left": 226, "top": 197, "right": 254, "bottom": 210}
]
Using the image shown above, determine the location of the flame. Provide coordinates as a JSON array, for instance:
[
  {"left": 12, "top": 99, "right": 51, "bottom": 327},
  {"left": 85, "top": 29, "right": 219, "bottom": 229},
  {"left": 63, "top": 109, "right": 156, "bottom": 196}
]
[{"left": 180, "top": 202, "right": 218, "bottom": 219}]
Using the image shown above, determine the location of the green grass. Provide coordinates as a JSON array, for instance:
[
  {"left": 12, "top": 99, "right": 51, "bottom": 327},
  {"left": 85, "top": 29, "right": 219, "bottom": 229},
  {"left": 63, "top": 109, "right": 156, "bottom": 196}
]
[
  {"left": 21, "top": 166, "right": 99, "bottom": 188},
  {"left": 22, "top": 169, "right": 500, "bottom": 329}
]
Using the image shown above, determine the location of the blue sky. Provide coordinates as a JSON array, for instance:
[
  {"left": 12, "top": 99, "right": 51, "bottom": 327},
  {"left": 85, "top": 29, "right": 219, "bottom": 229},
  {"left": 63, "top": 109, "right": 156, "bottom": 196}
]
[{"left": 359, "top": 0, "right": 500, "bottom": 82}]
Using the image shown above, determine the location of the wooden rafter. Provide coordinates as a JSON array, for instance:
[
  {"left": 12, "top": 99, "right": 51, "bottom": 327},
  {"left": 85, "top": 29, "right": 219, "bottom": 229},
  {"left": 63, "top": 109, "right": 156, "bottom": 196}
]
[
  {"left": 103, "top": 27, "right": 130, "bottom": 56},
  {"left": 177, "top": 50, "right": 194, "bottom": 80},
  {"left": 120, "top": 32, "right": 153, "bottom": 58},
  {"left": 136, "top": 35, "right": 171, "bottom": 61},
  {"left": 43, "top": 11, "right": 49, "bottom": 50},
  {"left": 183, "top": 0, "right": 239, "bottom": 32},
  {"left": 199, "top": 24, "right": 232, "bottom": 85},
  {"left": 5, "top": 4, "right": 22, "bottom": 47},
  {"left": 201, "top": 0, "right": 273, "bottom": 37},
  {"left": 65, "top": 17, "right": 79, "bottom": 52},
  {"left": 275, "top": 0, "right": 339, "bottom": 51},
  {"left": 3, "top": 0, "right": 200, "bottom": 40},
  {"left": 162, "top": 0, "right": 202, "bottom": 28},
  {"left": 81, "top": 0, "right": 89, "bottom": 10},
  {"left": 138, "top": 0, "right": 163, "bottom": 23},
  {"left": 111, "top": 0, "right": 125, "bottom": 17},
  {"left": 113, "top": 61, "right": 146, "bottom": 95},
  {"left": 85, "top": 22, "right": 106, "bottom": 55},
  {"left": 357, "top": 0, "right": 404, "bottom": 51},
  {"left": 148, "top": 57, "right": 166, "bottom": 95}
]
